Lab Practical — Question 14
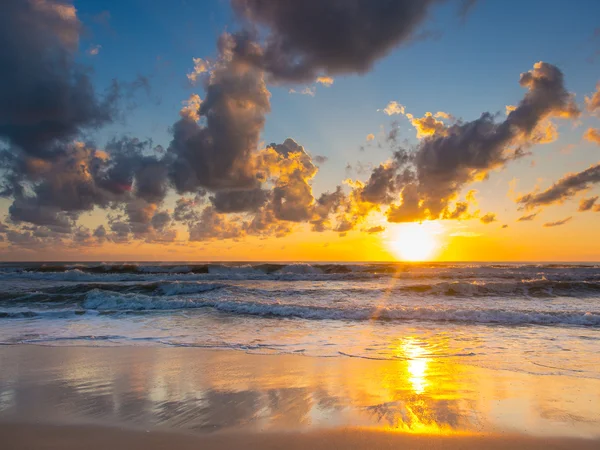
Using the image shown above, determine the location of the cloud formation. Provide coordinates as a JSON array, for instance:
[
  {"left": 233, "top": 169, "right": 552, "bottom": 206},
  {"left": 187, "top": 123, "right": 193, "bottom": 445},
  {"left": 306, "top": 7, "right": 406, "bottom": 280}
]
[
  {"left": 584, "top": 128, "right": 600, "bottom": 144},
  {"left": 586, "top": 82, "right": 600, "bottom": 113},
  {"left": 543, "top": 217, "right": 572, "bottom": 227},
  {"left": 0, "top": 0, "right": 118, "bottom": 159},
  {"left": 383, "top": 101, "right": 406, "bottom": 116},
  {"left": 517, "top": 163, "right": 600, "bottom": 209},
  {"left": 409, "top": 62, "right": 579, "bottom": 219},
  {"left": 231, "top": 0, "right": 440, "bottom": 82},
  {"left": 480, "top": 213, "right": 497, "bottom": 224},
  {"left": 517, "top": 212, "right": 538, "bottom": 222},
  {"left": 579, "top": 196, "right": 598, "bottom": 212}
]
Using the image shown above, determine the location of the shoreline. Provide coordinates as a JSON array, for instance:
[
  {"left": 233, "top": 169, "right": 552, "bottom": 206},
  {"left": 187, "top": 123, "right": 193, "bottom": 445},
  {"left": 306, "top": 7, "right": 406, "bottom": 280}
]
[
  {"left": 1, "top": 422, "right": 599, "bottom": 450},
  {"left": 1, "top": 345, "right": 599, "bottom": 441}
]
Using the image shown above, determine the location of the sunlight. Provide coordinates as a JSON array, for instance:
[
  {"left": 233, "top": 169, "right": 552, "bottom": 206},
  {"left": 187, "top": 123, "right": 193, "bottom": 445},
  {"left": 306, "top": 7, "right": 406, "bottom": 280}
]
[
  {"left": 388, "top": 222, "right": 443, "bottom": 261},
  {"left": 400, "top": 339, "right": 430, "bottom": 395}
]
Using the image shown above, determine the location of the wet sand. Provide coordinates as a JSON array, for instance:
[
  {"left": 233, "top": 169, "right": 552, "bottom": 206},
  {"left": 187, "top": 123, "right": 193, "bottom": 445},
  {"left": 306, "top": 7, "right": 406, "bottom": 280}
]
[
  {"left": 0, "top": 345, "right": 599, "bottom": 448},
  {"left": 1, "top": 422, "right": 599, "bottom": 450}
]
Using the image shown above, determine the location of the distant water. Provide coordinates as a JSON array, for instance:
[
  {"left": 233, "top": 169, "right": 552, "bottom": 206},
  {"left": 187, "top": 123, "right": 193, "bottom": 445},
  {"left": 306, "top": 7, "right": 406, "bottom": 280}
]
[{"left": 1, "top": 262, "right": 599, "bottom": 378}]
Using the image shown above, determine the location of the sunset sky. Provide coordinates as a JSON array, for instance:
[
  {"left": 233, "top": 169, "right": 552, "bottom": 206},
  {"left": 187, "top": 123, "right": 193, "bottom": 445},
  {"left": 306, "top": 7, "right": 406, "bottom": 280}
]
[{"left": 1, "top": 0, "right": 600, "bottom": 261}]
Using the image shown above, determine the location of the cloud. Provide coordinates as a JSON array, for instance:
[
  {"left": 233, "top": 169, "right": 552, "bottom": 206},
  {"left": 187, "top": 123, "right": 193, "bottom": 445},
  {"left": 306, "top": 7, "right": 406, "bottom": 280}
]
[
  {"left": 87, "top": 44, "right": 102, "bottom": 56},
  {"left": 480, "top": 213, "right": 497, "bottom": 224},
  {"left": 578, "top": 196, "right": 598, "bottom": 212},
  {"left": 210, "top": 188, "right": 269, "bottom": 213},
  {"left": 411, "top": 62, "right": 580, "bottom": 219},
  {"left": 0, "top": 0, "right": 119, "bottom": 159},
  {"left": 405, "top": 112, "right": 447, "bottom": 138},
  {"left": 501, "top": 224, "right": 508, "bottom": 228},
  {"left": 289, "top": 86, "right": 316, "bottom": 96},
  {"left": 543, "top": 216, "right": 572, "bottom": 227},
  {"left": 517, "top": 163, "right": 600, "bottom": 209},
  {"left": 316, "top": 76, "right": 334, "bottom": 87},
  {"left": 231, "top": 0, "right": 441, "bottom": 82},
  {"left": 585, "top": 82, "right": 600, "bottom": 113},
  {"left": 584, "top": 128, "right": 600, "bottom": 144},
  {"left": 363, "top": 225, "right": 385, "bottom": 234},
  {"left": 168, "top": 34, "right": 270, "bottom": 193},
  {"left": 382, "top": 101, "right": 405, "bottom": 116},
  {"left": 517, "top": 212, "right": 538, "bottom": 221},
  {"left": 314, "top": 155, "right": 328, "bottom": 164},
  {"left": 187, "top": 57, "right": 210, "bottom": 84}
]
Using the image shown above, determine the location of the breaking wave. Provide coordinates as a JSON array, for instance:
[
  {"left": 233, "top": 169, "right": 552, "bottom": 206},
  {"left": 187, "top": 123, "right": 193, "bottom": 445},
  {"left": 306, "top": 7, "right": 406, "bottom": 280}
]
[{"left": 70, "top": 291, "right": 600, "bottom": 326}]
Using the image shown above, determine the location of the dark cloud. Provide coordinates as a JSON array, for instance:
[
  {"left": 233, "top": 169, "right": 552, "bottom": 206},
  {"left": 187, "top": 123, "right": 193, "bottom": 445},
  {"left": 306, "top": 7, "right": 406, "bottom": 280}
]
[
  {"left": 364, "top": 225, "right": 385, "bottom": 234},
  {"left": 0, "top": 0, "right": 118, "bottom": 159},
  {"left": 543, "top": 216, "right": 572, "bottom": 227},
  {"left": 480, "top": 213, "right": 497, "bottom": 224},
  {"left": 501, "top": 224, "right": 508, "bottom": 228},
  {"left": 387, "top": 183, "right": 423, "bottom": 223},
  {"left": 188, "top": 206, "right": 245, "bottom": 241},
  {"left": 231, "top": 0, "right": 441, "bottom": 82},
  {"left": 360, "top": 150, "right": 413, "bottom": 204},
  {"left": 411, "top": 62, "right": 579, "bottom": 218},
  {"left": 8, "top": 198, "right": 75, "bottom": 232},
  {"left": 517, "top": 163, "right": 600, "bottom": 209},
  {"left": 210, "top": 188, "right": 269, "bottom": 213},
  {"left": 517, "top": 212, "right": 538, "bottom": 222},
  {"left": 310, "top": 187, "right": 346, "bottom": 232},
  {"left": 579, "top": 196, "right": 598, "bottom": 212},
  {"left": 168, "top": 33, "right": 270, "bottom": 193},
  {"left": 313, "top": 155, "right": 328, "bottom": 164}
]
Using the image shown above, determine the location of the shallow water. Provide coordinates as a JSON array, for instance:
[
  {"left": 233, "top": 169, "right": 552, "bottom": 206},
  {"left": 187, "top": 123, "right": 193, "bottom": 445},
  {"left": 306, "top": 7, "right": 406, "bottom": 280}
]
[{"left": 1, "top": 262, "right": 599, "bottom": 378}]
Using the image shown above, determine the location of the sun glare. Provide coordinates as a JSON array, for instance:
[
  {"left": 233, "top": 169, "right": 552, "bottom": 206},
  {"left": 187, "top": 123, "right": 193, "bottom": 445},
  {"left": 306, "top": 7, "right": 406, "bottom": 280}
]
[{"left": 389, "top": 222, "right": 442, "bottom": 261}]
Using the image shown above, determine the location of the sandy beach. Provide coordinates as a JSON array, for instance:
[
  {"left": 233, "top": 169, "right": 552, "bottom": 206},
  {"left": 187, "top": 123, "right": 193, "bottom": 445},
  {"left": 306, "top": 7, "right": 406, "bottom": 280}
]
[
  {"left": 2, "top": 422, "right": 599, "bottom": 450},
  {"left": 1, "top": 345, "right": 599, "bottom": 448}
]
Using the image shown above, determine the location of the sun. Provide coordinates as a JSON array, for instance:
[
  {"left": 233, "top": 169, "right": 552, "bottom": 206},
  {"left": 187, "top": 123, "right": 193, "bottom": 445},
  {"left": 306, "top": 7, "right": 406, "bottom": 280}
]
[{"left": 389, "top": 222, "right": 442, "bottom": 261}]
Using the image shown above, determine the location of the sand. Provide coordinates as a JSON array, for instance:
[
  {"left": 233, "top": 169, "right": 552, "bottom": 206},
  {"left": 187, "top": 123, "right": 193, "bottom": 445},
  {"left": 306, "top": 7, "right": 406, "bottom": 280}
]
[
  {"left": 1, "top": 422, "right": 600, "bottom": 450},
  {"left": 0, "top": 345, "right": 599, "bottom": 448}
]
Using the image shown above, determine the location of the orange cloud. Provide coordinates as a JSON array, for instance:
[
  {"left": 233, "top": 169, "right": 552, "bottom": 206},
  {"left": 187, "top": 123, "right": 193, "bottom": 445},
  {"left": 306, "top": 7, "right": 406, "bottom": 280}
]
[{"left": 584, "top": 128, "right": 600, "bottom": 144}]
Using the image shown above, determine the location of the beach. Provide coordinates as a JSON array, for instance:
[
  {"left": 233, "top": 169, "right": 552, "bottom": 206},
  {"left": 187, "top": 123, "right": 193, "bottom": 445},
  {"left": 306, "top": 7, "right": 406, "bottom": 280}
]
[
  {"left": 1, "top": 262, "right": 599, "bottom": 448},
  {"left": 1, "top": 345, "right": 599, "bottom": 448}
]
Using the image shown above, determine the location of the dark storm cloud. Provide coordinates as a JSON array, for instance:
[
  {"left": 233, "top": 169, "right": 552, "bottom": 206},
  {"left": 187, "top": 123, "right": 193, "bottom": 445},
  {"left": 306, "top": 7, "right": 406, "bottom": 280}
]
[
  {"left": 0, "top": 0, "right": 118, "bottom": 159},
  {"left": 517, "top": 163, "right": 600, "bottom": 209},
  {"left": 543, "top": 217, "right": 572, "bottom": 227},
  {"left": 231, "top": 0, "right": 442, "bottom": 83}
]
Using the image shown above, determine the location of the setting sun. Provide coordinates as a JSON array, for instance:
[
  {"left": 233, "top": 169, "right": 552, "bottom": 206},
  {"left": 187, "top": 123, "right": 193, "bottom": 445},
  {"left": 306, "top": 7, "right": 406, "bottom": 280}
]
[{"left": 389, "top": 222, "right": 443, "bottom": 261}]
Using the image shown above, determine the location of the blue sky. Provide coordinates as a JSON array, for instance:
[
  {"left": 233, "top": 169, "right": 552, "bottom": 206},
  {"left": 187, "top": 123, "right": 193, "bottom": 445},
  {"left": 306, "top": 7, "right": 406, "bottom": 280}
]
[
  {"left": 78, "top": 0, "right": 600, "bottom": 199},
  {"left": 1, "top": 0, "right": 600, "bottom": 261}
]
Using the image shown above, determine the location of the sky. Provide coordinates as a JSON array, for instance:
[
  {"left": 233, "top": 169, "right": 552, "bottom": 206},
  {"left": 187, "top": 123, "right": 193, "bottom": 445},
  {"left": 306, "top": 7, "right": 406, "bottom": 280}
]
[{"left": 1, "top": 0, "right": 600, "bottom": 262}]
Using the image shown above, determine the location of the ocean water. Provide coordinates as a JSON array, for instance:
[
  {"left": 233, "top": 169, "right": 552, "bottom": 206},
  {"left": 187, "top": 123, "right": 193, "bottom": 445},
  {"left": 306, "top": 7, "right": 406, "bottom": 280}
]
[{"left": 1, "top": 262, "right": 599, "bottom": 379}]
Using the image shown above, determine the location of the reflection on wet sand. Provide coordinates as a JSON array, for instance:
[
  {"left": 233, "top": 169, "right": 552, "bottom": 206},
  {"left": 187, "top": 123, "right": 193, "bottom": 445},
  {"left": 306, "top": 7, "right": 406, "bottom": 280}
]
[{"left": 0, "top": 345, "right": 599, "bottom": 438}]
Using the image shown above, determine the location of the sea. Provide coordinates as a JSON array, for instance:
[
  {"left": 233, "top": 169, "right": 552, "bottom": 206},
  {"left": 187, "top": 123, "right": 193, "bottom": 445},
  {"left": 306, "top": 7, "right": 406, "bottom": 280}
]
[{"left": 1, "top": 261, "right": 599, "bottom": 379}]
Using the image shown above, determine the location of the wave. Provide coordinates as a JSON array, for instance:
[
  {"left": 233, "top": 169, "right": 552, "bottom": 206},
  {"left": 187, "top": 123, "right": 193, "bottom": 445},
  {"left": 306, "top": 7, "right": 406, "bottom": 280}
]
[
  {"left": 71, "top": 292, "right": 600, "bottom": 326},
  {"left": 2, "top": 261, "right": 599, "bottom": 276}
]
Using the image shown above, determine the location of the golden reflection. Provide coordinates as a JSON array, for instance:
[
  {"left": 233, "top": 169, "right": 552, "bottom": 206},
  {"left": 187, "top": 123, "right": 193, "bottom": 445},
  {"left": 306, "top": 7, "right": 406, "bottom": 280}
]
[
  {"left": 400, "top": 339, "right": 430, "bottom": 395},
  {"left": 2, "top": 346, "right": 600, "bottom": 439}
]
